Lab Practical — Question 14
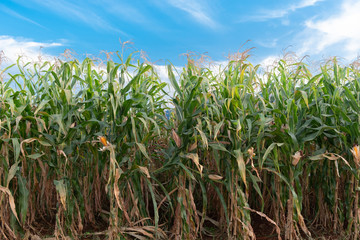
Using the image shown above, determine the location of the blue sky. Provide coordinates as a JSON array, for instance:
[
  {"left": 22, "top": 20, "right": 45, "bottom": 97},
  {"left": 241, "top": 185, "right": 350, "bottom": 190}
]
[{"left": 1, "top": 0, "right": 360, "bottom": 66}]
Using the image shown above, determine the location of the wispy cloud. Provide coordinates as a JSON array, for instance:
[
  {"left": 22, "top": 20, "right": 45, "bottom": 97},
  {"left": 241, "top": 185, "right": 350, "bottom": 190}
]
[
  {"left": 296, "top": 0, "right": 323, "bottom": 9},
  {"left": 98, "top": 0, "right": 148, "bottom": 25},
  {"left": 256, "top": 38, "right": 279, "bottom": 48},
  {"left": 297, "top": 0, "right": 360, "bottom": 60},
  {"left": 0, "top": 4, "right": 46, "bottom": 29},
  {"left": 0, "top": 35, "right": 62, "bottom": 63},
  {"left": 239, "top": 0, "right": 323, "bottom": 22},
  {"left": 167, "top": 0, "right": 219, "bottom": 28},
  {"left": 21, "top": 0, "right": 129, "bottom": 36}
]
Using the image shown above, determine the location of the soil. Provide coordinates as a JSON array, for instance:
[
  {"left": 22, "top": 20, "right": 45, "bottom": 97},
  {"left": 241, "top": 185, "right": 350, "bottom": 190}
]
[
  {"left": 28, "top": 213, "right": 347, "bottom": 239},
  {"left": 250, "top": 212, "right": 347, "bottom": 240},
  {"left": 251, "top": 212, "right": 279, "bottom": 240}
]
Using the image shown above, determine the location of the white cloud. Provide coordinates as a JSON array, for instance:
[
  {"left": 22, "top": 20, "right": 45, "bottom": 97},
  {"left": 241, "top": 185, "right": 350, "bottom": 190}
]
[
  {"left": 153, "top": 64, "right": 183, "bottom": 97},
  {"left": 0, "top": 36, "right": 62, "bottom": 63},
  {"left": 256, "top": 38, "right": 279, "bottom": 48},
  {"left": 297, "top": 0, "right": 360, "bottom": 60},
  {"left": 259, "top": 55, "right": 279, "bottom": 68},
  {"left": 167, "top": 0, "right": 219, "bottom": 28},
  {"left": 240, "top": 0, "right": 323, "bottom": 22},
  {"left": 153, "top": 65, "right": 171, "bottom": 83},
  {"left": 295, "top": 0, "right": 323, "bottom": 9}
]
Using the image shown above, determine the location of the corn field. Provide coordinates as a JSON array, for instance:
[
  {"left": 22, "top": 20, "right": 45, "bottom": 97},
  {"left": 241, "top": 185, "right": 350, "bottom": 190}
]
[{"left": 1, "top": 51, "right": 360, "bottom": 240}]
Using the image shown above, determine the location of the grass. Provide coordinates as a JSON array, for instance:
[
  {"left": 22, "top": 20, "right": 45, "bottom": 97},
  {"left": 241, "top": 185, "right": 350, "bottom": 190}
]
[{"left": 1, "top": 50, "right": 360, "bottom": 239}]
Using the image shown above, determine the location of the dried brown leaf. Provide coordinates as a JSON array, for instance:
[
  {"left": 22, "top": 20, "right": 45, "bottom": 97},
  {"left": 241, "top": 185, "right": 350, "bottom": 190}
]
[
  {"left": 114, "top": 169, "right": 123, "bottom": 211},
  {"left": 0, "top": 185, "right": 20, "bottom": 223},
  {"left": 188, "top": 142, "right": 197, "bottom": 152},
  {"left": 172, "top": 129, "right": 181, "bottom": 148},
  {"left": 292, "top": 151, "right": 302, "bottom": 166},
  {"left": 208, "top": 174, "right": 223, "bottom": 181},
  {"left": 20, "top": 138, "right": 37, "bottom": 158},
  {"left": 186, "top": 153, "right": 203, "bottom": 176},
  {"left": 138, "top": 166, "right": 150, "bottom": 178}
]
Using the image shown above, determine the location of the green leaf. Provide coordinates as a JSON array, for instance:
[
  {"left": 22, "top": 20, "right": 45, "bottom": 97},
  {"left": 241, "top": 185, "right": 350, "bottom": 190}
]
[
  {"left": 196, "top": 126, "right": 208, "bottom": 149},
  {"left": 234, "top": 149, "right": 247, "bottom": 187},
  {"left": 247, "top": 169, "right": 264, "bottom": 211},
  {"left": 12, "top": 138, "right": 20, "bottom": 161},
  {"left": 16, "top": 172, "right": 29, "bottom": 224},
  {"left": 34, "top": 100, "right": 50, "bottom": 115},
  {"left": 6, "top": 162, "right": 19, "bottom": 187},
  {"left": 209, "top": 143, "right": 229, "bottom": 153},
  {"left": 300, "top": 90, "right": 309, "bottom": 108},
  {"left": 214, "top": 119, "right": 224, "bottom": 140},
  {"left": 262, "top": 143, "right": 284, "bottom": 168},
  {"left": 27, "top": 153, "right": 44, "bottom": 159},
  {"left": 136, "top": 143, "right": 150, "bottom": 160},
  {"left": 145, "top": 178, "right": 159, "bottom": 237},
  {"left": 54, "top": 179, "right": 67, "bottom": 210},
  {"left": 167, "top": 65, "right": 181, "bottom": 97}
]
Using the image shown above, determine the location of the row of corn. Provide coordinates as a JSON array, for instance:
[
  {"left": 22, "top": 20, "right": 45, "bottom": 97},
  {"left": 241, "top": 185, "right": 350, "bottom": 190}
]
[{"left": 1, "top": 52, "right": 360, "bottom": 239}]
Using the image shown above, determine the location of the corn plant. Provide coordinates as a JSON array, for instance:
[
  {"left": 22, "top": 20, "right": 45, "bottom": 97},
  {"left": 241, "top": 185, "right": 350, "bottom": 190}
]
[{"left": 1, "top": 52, "right": 360, "bottom": 240}]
